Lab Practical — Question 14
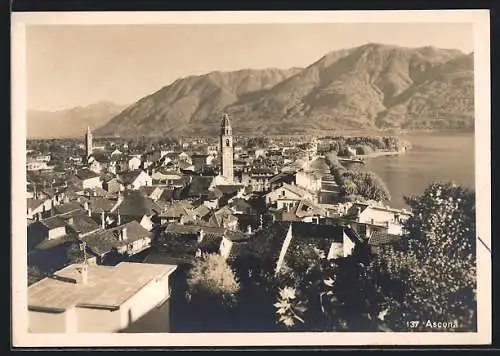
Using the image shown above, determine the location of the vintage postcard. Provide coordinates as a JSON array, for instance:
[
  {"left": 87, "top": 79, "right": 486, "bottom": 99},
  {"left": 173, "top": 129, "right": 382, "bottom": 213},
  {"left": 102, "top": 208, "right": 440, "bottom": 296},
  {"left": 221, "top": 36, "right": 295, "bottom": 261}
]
[{"left": 11, "top": 10, "right": 491, "bottom": 347}]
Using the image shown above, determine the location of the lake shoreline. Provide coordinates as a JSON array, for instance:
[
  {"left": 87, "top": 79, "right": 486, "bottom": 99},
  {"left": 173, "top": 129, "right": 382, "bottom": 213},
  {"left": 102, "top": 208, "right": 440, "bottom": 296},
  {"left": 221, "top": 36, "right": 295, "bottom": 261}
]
[{"left": 357, "top": 148, "right": 407, "bottom": 160}]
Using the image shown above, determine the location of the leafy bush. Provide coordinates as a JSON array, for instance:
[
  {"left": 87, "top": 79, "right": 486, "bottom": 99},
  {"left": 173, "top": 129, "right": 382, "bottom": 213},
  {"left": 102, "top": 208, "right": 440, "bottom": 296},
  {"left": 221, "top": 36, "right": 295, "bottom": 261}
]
[
  {"left": 187, "top": 253, "right": 240, "bottom": 308},
  {"left": 369, "top": 182, "right": 476, "bottom": 331}
]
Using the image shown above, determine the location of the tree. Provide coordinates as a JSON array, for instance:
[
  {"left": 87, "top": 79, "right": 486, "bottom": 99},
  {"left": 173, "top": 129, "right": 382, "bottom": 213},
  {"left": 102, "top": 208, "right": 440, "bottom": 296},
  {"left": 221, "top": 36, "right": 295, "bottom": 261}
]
[
  {"left": 273, "top": 251, "right": 390, "bottom": 331},
  {"left": 368, "top": 182, "right": 476, "bottom": 331},
  {"left": 187, "top": 253, "right": 240, "bottom": 308},
  {"left": 356, "top": 144, "right": 373, "bottom": 155},
  {"left": 352, "top": 171, "right": 391, "bottom": 202}
]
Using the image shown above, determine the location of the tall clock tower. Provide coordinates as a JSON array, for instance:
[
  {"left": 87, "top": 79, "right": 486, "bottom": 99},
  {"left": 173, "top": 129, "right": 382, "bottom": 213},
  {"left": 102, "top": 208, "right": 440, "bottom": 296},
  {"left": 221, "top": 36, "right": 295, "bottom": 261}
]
[
  {"left": 85, "top": 126, "right": 93, "bottom": 159},
  {"left": 220, "top": 113, "right": 233, "bottom": 183}
]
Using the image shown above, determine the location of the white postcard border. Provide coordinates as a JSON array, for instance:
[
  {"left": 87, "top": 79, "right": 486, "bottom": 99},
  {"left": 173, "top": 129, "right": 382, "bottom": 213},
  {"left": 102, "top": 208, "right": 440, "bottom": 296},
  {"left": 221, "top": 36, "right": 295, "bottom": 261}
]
[{"left": 11, "top": 10, "right": 491, "bottom": 347}]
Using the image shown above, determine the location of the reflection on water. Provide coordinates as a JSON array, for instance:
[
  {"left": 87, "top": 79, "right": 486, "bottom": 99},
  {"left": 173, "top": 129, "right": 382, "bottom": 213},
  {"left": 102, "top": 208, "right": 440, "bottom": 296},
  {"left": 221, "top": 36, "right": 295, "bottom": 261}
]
[{"left": 355, "top": 132, "right": 475, "bottom": 209}]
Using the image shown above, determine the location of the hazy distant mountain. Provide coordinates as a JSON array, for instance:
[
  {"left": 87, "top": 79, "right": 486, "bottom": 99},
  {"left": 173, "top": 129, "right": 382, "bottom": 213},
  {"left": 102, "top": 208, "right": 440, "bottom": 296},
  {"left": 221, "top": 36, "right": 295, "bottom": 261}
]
[
  {"left": 96, "top": 43, "right": 475, "bottom": 137},
  {"left": 27, "top": 101, "right": 127, "bottom": 139},
  {"left": 96, "top": 68, "right": 302, "bottom": 137}
]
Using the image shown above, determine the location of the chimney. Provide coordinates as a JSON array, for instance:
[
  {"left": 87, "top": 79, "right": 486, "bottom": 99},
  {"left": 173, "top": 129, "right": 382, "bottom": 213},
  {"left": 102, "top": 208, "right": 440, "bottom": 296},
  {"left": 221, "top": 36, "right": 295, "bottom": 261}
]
[
  {"left": 197, "top": 229, "right": 205, "bottom": 243},
  {"left": 101, "top": 211, "right": 105, "bottom": 229},
  {"left": 121, "top": 227, "right": 128, "bottom": 241},
  {"left": 80, "top": 263, "right": 89, "bottom": 285},
  {"left": 117, "top": 210, "right": 121, "bottom": 225},
  {"left": 117, "top": 190, "right": 124, "bottom": 204},
  {"left": 356, "top": 206, "right": 361, "bottom": 219},
  {"left": 246, "top": 225, "right": 252, "bottom": 234}
]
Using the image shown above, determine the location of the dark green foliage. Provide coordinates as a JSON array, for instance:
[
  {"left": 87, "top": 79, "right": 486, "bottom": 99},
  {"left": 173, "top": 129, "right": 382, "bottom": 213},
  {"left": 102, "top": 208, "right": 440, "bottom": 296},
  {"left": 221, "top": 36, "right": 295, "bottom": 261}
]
[{"left": 368, "top": 182, "right": 476, "bottom": 331}]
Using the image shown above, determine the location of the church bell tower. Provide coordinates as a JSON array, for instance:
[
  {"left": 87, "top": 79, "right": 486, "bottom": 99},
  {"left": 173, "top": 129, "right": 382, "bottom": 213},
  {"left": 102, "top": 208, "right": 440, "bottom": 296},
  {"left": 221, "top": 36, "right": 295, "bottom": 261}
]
[
  {"left": 220, "top": 113, "right": 233, "bottom": 183},
  {"left": 85, "top": 126, "right": 93, "bottom": 159}
]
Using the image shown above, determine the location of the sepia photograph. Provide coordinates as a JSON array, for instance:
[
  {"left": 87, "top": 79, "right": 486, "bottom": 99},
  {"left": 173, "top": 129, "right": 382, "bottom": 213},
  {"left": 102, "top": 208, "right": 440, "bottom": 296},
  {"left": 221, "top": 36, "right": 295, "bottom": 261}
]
[{"left": 11, "top": 10, "right": 491, "bottom": 347}]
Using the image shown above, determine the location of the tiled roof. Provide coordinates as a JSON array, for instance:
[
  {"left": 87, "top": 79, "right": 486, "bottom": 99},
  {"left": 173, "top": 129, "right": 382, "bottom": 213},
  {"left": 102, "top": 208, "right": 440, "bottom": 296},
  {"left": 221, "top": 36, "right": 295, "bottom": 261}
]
[
  {"left": 88, "top": 198, "right": 117, "bottom": 213},
  {"left": 198, "top": 234, "right": 223, "bottom": 254},
  {"left": 193, "top": 204, "right": 211, "bottom": 218},
  {"left": 27, "top": 198, "right": 45, "bottom": 211},
  {"left": 164, "top": 223, "right": 202, "bottom": 236},
  {"left": 64, "top": 210, "right": 101, "bottom": 236},
  {"left": 163, "top": 202, "right": 192, "bottom": 219},
  {"left": 28, "top": 262, "right": 176, "bottom": 311},
  {"left": 295, "top": 200, "right": 328, "bottom": 218},
  {"left": 113, "top": 191, "right": 162, "bottom": 217},
  {"left": 82, "top": 220, "right": 151, "bottom": 256},
  {"left": 291, "top": 221, "right": 344, "bottom": 241},
  {"left": 143, "top": 251, "right": 193, "bottom": 266},
  {"left": 199, "top": 226, "right": 227, "bottom": 235},
  {"left": 368, "top": 231, "right": 402, "bottom": 246},
  {"left": 75, "top": 170, "right": 100, "bottom": 180},
  {"left": 118, "top": 170, "right": 147, "bottom": 185},
  {"left": 225, "top": 230, "right": 249, "bottom": 242},
  {"left": 247, "top": 222, "right": 291, "bottom": 259},
  {"left": 215, "top": 185, "right": 243, "bottom": 195},
  {"left": 40, "top": 216, "right": 67, "bottom": 230},
  {"left": 53, "top": 202, "right": 83, "bottom": 215}
]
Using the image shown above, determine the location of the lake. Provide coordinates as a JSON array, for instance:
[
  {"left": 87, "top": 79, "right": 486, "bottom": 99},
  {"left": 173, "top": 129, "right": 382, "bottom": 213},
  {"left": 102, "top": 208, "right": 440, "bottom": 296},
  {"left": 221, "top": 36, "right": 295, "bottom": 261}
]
[{"left": 354, "top": 132, "right": 475, "bottom": 209}]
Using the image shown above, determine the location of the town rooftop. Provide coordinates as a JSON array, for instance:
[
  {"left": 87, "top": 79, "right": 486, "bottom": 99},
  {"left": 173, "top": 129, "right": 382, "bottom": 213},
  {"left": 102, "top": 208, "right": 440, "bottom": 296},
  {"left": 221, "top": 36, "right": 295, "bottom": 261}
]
[{"left": 28, "top": 262, "right": 177, "bottom": 311}]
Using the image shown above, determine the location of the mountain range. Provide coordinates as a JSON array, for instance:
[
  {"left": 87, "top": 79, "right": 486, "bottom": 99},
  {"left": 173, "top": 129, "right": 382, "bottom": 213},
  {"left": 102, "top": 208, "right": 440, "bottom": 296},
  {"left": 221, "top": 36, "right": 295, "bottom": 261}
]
[
  {"left": 27, "top": 101, "right": 128, "bottom": 139},
  {"left": 29, "top": 43, "right": 475, "bottom": 138}
]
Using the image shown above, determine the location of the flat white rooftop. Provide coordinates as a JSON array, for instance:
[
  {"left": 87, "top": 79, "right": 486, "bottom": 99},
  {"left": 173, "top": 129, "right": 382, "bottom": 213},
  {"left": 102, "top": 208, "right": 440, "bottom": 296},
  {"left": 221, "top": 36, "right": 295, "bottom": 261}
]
[{"left": 28, "top": 262, "right": 177, "bottom": 311}]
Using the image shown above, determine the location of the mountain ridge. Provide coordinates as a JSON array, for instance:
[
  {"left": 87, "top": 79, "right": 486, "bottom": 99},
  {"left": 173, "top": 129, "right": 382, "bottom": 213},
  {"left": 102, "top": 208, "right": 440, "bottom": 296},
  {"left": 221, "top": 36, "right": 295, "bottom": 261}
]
[
  {"left": 30, "top": 43, "right": 474, "bottom": 138},
  {"left": 28, "top": 101, "right": 128, "bottom": 139}
]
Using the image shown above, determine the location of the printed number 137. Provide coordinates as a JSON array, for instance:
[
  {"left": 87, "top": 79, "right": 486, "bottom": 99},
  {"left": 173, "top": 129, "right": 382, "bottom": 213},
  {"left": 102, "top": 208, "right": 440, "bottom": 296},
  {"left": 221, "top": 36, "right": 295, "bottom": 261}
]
[{"left": 407, "top": 321, "right": 420, "bottom": 328}]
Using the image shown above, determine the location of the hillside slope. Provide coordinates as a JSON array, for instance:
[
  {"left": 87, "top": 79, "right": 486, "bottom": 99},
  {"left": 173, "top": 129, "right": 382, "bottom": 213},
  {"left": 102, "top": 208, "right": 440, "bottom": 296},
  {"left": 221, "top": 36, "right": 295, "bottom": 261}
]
[
  {"left": 94, "top": 44, "right": 474, "bottom": 137},
  {"left": 28, "top": 101, "right": 127, "bottom": 139}
]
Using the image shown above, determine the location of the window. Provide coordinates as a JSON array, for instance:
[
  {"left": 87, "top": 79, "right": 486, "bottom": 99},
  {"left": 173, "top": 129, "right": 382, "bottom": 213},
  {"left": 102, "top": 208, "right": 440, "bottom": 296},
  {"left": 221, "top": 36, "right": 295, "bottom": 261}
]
[{"left": 226, "top": 139, "right": 230, "bottom": 147}]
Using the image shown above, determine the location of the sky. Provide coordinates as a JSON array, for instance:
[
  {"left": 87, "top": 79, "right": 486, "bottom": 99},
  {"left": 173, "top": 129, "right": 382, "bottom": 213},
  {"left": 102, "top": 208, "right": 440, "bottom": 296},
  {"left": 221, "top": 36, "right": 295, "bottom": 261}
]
[{"left": 26, "top": 23, "right": 473, "bottom": 111}]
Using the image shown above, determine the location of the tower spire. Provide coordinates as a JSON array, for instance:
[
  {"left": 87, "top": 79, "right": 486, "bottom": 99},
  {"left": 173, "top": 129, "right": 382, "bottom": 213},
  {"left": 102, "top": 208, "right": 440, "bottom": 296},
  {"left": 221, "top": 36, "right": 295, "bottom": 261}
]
[
  {"left": 220, "top": 113, "right": 234, "bottom": 183},
  {"left": 85, "top": 126, "right": 93, "bottom": 159}
]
